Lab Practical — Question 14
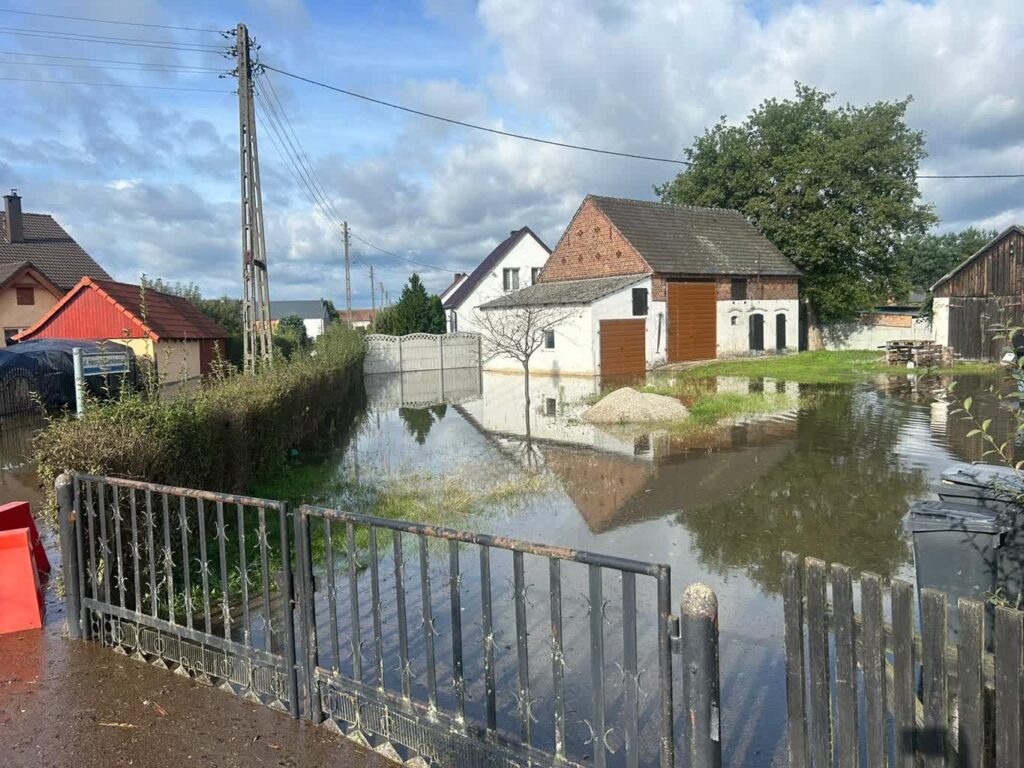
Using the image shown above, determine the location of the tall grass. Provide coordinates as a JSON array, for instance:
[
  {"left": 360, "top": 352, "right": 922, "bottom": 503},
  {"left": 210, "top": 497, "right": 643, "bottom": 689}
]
[{"left": 35, "top": 324, "right": 366, "bottom": 524}]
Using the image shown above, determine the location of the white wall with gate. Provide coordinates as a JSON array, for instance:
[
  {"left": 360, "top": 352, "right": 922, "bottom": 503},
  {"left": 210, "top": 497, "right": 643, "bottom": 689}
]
[{"left": 364, "top": 332, "right": 481, "bottom": 374}]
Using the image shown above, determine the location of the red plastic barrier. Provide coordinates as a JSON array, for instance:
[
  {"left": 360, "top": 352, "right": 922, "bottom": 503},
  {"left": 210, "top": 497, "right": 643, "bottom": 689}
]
[
  {"left": 0, "top": 501, "right": 50, "bottom": 576},
  {"left": 0, "top": 527, "right": 45, "bottom": 634}
]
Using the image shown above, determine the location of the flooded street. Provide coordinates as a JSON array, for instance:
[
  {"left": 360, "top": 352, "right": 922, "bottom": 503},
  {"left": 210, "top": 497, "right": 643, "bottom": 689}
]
[{"left": 0, "top": 367, "right": 1017, "bottom": 767}]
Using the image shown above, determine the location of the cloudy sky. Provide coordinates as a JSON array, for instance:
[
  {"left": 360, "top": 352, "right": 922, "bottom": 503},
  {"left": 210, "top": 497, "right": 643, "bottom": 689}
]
[{"left": 2, "top": 0, "right": 1022, "bottom": 307}]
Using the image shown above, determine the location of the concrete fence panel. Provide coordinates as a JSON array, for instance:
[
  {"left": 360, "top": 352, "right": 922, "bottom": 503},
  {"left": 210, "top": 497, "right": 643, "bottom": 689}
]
[{"left": 364, "top": 333, "right": 481, "bottom": 374}]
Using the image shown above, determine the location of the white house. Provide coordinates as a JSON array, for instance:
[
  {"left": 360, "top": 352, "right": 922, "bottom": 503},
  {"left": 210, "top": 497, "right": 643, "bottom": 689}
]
[
  {"left": 476, "top": 196, "right": 801, "bottom": 378},
  {"left": 442, "top": 227, "right": 551, "bottom": 333},
  {"left": 270, "top": 299, "right": 332, "bottom": 339}
]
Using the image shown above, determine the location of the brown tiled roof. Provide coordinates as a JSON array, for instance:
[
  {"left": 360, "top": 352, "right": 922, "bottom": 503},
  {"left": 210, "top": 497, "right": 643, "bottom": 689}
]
[
  {"left": 0, "top": 212, "right": 111, "bottom": 290},
  {"left": 96, "top": 279, "right": 228, "bottom": 340},
  {"left": 588, "top": 196, "right": 801, "bottom": 277},
  {"left": 342, "top": 308, "right": 376, "bottom": 323},
  {"left": 0, "top": 260, "right": 61, "bottom": 294}
]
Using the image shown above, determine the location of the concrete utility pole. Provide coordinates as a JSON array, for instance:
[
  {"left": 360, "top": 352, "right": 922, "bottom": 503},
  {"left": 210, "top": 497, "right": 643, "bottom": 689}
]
[
  {"left": 235, "top": 22, "right": 273, "bottom": 371},
  {"left": 380, "top": 281, "right": 386, "bottom": 308},
  {"left": 370, "top": 265, "right": 376, "bottom": 316},
  {"left": 343, "top": 221, "right": 352, "bottom": 324}
]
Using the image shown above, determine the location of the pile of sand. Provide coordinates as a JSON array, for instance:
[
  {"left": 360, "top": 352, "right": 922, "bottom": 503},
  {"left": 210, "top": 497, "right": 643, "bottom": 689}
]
[{"left": 581, "top": 387, "right": 690, "bottom": 424}]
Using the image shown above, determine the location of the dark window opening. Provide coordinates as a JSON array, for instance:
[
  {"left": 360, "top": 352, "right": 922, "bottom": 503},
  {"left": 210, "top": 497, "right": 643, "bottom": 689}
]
[
  {"left": 4, "top": 328, "right": 22, "bottom": 345},
  {"left": 545, "top": 397, "right": 557, "bottom": 417},
  {"left": 531, "top": 267, "right": 542, "bottom": 284},
  {"left": 776, "top": 313, "right": 787, "bottom": 350},
  {"left": 543, "top": 330, "right": 555, "bottom": 349},
  {"left": 731, "top": 279, "right": 748, "bottom": 301},
  {"left": 15, "top": 287, "right": 34, "bottom": 306},
  {"left": 632, "top": 288, "right": 649, "bottom": 316}
]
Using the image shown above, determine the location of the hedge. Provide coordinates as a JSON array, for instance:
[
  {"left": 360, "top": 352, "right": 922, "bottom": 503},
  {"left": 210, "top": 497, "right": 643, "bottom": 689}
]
[{"left": 35, "top": 324, "right": 365, "bottom": 523}]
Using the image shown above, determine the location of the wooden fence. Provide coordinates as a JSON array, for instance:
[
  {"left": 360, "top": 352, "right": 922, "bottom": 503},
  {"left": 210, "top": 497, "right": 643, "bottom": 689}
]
[{"left": 783, "top": 552, "right": 1024, "bottom": 768}]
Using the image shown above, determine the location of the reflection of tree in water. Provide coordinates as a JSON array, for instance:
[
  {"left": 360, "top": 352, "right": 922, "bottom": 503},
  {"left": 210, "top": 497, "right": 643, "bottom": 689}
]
[
  {"left": 398, "top": 405, "right": 447, "bottom": 445},
  {"left": 677, "top": 388, "right": 925, "bottom": 593}
]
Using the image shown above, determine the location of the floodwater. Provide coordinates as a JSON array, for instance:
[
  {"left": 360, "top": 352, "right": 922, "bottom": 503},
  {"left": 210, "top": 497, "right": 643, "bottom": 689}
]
[
  {"left": 328, "top": 367, "right": 1017, "bottom": 767},
  {"left": 0, "top": 366, "right": 1018, "bottom": 767}
]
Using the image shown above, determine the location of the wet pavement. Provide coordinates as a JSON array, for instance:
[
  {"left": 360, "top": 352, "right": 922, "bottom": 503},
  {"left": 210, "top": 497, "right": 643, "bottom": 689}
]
[{"left": 1, "top": 622, "right": 391, "bottom": 768}]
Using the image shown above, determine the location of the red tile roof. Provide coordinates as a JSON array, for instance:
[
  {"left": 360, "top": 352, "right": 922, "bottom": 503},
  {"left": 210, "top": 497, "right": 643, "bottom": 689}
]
[{"left": 16, "top": 277, "right": 228, "bottom": 342}]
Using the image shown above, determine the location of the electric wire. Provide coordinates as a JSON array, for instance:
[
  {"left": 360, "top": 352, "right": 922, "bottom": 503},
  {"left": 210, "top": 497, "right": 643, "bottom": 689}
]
[
  {"left": 0, "top": 59, "right": 227, "bottom": 75},
  {"left": 0, "top": 8, "right": 227, "bottom": 34},
  {"left": 0, "top": 74, "right": 230, "bottom": 92},
  {"left": 0, "top": 50, "right": 227, "bottom": 70},
  {"left": 0, "top": 26, "right": 229, "bottom": 53}
]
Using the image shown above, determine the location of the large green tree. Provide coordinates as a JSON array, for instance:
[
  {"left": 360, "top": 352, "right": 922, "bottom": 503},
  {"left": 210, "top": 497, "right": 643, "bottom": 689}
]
[
  {"left": 657, "top": 84, "right": 936, "bottom": 322},
  {"left": 374, "top": 274, "right": 446, "bottom": 334},
  {"left": 898, "top": 227, "right": 996, "bottom": 293}
]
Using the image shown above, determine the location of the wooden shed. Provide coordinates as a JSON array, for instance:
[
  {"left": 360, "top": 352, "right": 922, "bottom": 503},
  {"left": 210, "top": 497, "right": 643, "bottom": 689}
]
[
  {"left": 931, "top": 226, "right": 1024, "bottom": 360},
  {"left": 14, "top": 277, "right": 228, "bottom": 380}
]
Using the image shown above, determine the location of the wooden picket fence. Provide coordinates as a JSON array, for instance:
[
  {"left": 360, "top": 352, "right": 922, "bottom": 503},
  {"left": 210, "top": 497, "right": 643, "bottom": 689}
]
[{"left": 782, "top": 552, "right": 1024, "bottom": 768}]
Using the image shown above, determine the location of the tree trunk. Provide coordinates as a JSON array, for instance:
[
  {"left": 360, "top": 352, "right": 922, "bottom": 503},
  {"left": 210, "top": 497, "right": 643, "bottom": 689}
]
[
  {"left": 522, "top": 358, "right": 532, "bottom": 440},
  {"left": 804, "top": 298, "right": 825, "bottom": 351}
]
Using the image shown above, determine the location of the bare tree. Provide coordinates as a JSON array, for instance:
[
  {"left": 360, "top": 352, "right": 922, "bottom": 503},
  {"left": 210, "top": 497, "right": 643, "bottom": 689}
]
[{"left": 474, "top": 304, "right": 579, "bottom": 438}]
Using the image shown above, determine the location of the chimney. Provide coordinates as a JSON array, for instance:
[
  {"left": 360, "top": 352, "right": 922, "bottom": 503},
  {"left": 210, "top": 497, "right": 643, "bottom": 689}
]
[
  {"left": 455, "top": 272, "right": 467, "bottom": 281},
  {"left": 4, "top": 190, "right": 23, "bottom": 244}
]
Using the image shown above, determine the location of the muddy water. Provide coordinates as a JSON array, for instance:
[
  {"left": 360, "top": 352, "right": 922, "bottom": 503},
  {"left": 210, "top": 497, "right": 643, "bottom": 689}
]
[{"left": 324, "top": 369, "right": 1017, "bottom": 767}]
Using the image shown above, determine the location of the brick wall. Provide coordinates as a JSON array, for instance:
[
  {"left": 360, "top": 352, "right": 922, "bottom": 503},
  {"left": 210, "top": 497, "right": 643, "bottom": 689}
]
[
  {"left": 713, "top": 276, "right": 798, "bottom": 300},
  {"left": 539, "top": 197, "right": 650, "bottom": 283}
]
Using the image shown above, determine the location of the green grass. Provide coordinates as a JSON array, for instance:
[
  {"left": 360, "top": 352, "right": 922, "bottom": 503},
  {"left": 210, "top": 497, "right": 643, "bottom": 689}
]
[{"left": 665, "top": 350, "right": 999, "bottom": 384}]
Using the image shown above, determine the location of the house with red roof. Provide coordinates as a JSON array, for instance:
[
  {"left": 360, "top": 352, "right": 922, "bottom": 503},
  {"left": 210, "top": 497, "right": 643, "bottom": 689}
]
[{"left": 15, "top": 277, "right": 229, "bottom": 381}]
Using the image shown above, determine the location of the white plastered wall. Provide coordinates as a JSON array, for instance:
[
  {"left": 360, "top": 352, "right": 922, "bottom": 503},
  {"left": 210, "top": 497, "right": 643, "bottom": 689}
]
[
  {"left": 717, "top": 299, "right": 799, "bottom": 355},
  {"left": 483, "top": 306, "right": 592, "bottom": 375},
  {"left": 449, "top": 234, "right": 551, "bottom": 334},
  {"left": 590, "top": 277, "right": 665, "bottom": 372},
  {"left": 932, "top": 297, "right": 950, "bottom": 347}
]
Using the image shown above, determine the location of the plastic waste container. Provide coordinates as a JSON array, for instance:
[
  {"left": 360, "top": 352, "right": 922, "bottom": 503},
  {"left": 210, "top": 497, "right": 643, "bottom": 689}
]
[
  {"left": 905, "top": 500, "right": 1009, "bottom": 643},
  {"left": 935, "top": 463, "right": 1024, "bottom": 510}
]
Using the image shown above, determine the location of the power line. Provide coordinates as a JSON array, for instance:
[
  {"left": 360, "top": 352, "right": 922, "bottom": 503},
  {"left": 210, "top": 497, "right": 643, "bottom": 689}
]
[
  {"left": 262, "top": 63, "right": 691, "bottom": 166},
  {"left": 265, "top": 63, "right": 1024, "bottom": 180},
  {"left": 0, "top": 59, "right": 226, "bottom": 75},
  {"left": 349, "top": 230, "right": 446, "bottom": 272},
  {"left": 0, "top": 75, "right": 231, "bottom": 92},
  {"left": 0, "top": 26, "right": 229, "bottom": 53},
  {"left": 0, "top": 50, "right": 226, "bottom": 70},
  {"left": 0, "top": 8, "right": 227, "bottom": 34}
]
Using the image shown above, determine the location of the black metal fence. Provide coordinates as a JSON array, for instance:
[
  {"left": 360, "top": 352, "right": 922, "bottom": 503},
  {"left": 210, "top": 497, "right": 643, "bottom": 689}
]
[{"left": 57, "top": 472, "right": 722, "bottom": 768}]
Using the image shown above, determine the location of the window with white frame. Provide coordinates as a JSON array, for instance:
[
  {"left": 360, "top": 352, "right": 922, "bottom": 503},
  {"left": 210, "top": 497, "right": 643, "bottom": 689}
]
[
  {"left": 543, "top": 329, "right": 555, "bottom": 349},
  {"left": 502, "top": 268, "right": 520, "bottom": 291}
]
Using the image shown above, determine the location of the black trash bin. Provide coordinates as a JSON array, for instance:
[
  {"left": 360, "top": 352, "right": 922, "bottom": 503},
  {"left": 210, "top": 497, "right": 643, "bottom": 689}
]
[
  {"left": 905, "top": 500, "right": 1009, "bottom": 643},
  {"left": 935, "top": 463, "right": 1024, "bottom": 510}
]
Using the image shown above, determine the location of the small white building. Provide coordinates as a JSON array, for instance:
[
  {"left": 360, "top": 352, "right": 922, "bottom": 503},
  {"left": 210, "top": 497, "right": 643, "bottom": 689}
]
[
  {"left": 443, "top": 227, "right": 550, "bottom": 333},
  {"left": 270, "top": 299, "right": 332, "bottom": 339}
]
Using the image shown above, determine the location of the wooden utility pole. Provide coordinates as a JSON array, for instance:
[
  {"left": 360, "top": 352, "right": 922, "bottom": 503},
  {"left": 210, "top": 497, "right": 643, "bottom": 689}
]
[
  {"left": 343, "top": 221, "right": 352, "bottom": 324},
  {"left": 370, "top": 265, "right": 376, "bottom": 316},
  {"left": 235, "top": 22, "right": 273, "bottom": 371}
]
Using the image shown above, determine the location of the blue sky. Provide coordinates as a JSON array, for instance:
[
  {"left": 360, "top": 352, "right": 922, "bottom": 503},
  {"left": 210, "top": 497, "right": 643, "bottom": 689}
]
[{"left": 2, "top": 0, "right": 1022, "bottom": 308}]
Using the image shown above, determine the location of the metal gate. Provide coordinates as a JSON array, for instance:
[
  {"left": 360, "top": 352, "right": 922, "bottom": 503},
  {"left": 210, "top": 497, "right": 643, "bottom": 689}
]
[
  {"left": 57, "top": 473, "right": 722, "bottom": 768},
  {"left": 57, "top": 474, "right": 301, "bottom": 715}
]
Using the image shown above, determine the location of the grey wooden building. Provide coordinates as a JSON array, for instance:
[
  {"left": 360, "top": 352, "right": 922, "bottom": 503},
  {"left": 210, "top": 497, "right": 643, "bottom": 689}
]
[{"left": 932, "top": 225, "right": 1024, "bottom": 360}]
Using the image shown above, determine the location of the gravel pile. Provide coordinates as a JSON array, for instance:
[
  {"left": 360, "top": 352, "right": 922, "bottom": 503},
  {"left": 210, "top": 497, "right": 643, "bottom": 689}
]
[{"left": 582, "top": 387, "right": 690, "bottom": 424}]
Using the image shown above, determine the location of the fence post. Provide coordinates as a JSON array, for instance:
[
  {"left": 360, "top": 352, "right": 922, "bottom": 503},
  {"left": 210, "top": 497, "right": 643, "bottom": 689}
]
[
  {"left": 278, "top": 501, "right": 301, "bottom": 719},
  {"left": 293, "top": 507, "right": 323, "bottom": 723},
  {"left": 681, "top": 583, "right": 722, "bottom": 768},
  {"left": 56, "top": 472, "right": 82, "bottom": 640},
  {"left": 397, "top": 335, "right": 404, "bottom": 374}
]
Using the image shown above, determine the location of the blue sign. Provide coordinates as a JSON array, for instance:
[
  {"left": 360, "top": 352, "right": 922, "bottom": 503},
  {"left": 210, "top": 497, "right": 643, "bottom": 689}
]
[{"left": 81, "top": 351, "right": 130, "bottom": 377}]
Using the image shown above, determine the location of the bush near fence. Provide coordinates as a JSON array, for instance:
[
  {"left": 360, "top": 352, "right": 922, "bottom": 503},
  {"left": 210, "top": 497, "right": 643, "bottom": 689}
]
[{"left": 35, "top": 325, "right": 366, "bottom": 526}]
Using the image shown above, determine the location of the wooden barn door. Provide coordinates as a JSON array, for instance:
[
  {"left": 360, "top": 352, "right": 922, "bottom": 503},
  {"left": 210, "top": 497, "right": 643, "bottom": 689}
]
[
  {"left": 599, "top": 319, "right": 646, "bottom": 379},
  {"left": 667, "top": 281, "right": 717, "bottom": 362}
]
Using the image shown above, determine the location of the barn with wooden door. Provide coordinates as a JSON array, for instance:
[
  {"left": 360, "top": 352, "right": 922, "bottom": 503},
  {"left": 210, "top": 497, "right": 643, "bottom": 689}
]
[
  {"left": 931, "top": 226, "right": 1024, "bottom": 360},
  {"left": 534, "top": 195, "right": 802, "bottom": 365},
  {"left": 15, "top": 277, "right": 228, "bottom": 381},
  {"left": 477, "top": 274, "right": 655, "bottom": 378}
]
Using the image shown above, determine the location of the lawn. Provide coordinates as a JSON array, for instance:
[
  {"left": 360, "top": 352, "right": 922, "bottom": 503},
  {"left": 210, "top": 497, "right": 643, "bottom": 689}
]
[{"left": 660, "top": 350, "right": 999, "bottom": 384}]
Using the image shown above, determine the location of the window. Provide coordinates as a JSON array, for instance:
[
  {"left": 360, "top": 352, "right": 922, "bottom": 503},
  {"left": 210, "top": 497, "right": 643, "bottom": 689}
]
[
  {"left": 545, "top": 397, "right": 557, "bottom": 417},
  {"left": 15, "top": 287, "right": 34, "bottom": 306},
  {"left": 730, "top": 279, "right": 747, "bottom": 301},
  {"left": 531, "top": 267, "right": 542, "bottom": 284},
  {"left": 3, "top": 328, "right": 22, "bottom": 345},
  {"left": 632, "top": 288, "right": 649, "bottom": 316},
  {"left": 502, "top": 268, "right": 520, "bottom": 291},
  {"left": 543, "top": 329, "right": 555, "bottom": 349}
]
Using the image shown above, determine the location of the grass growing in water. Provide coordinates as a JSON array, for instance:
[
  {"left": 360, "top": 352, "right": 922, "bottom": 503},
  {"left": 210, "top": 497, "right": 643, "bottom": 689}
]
[{"left": 668, "top": 350, "right": 998, "bottom": 384}]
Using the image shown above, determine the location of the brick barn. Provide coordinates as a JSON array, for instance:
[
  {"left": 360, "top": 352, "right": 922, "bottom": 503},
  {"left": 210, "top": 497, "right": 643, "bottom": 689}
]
[
  {"left": 480, "top": 195, "right": 801, "bottom": 378},
  {"left": 15, "top": 277, "right": 229, "bottom": 381},
  {"left": 931, "top": 225, "right": 1024, "bottom": 361}
]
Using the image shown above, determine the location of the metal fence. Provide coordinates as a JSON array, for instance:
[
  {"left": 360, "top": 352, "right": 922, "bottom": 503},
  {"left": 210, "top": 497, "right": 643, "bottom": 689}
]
[
  {"left": 57, "top": 472, "right": 722, "bottom": 768},
  {"left": 782, "top": 552, "right": 1024, "bottom": 768},
  {"left": 364, "top": 333, "right": 481, "bottom": 374}
]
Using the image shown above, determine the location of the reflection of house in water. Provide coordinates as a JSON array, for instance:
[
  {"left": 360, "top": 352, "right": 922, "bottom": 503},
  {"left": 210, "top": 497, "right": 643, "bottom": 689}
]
[
  {"left": 927, "top": 376, "right": 1021, "bottom": 464},
  {"left": 543, "top": 419, "right": 799, "bottom": 533},
  {"left": 457, "top": 370, "right": 801, "bottom": 532}
]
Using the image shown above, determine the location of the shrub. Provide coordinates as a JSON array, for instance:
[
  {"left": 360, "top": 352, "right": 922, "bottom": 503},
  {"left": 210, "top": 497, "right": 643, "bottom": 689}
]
[{"left": 34, "top": 324, "right": 366, "bottom": 524}]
